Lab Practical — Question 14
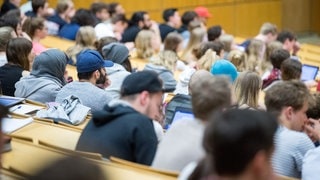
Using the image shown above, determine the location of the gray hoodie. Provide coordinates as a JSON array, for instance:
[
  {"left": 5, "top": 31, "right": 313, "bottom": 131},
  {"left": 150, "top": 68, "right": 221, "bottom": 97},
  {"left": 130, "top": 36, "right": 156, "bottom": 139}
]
[
  {"left": 105, "top": 63, "right": 130, "bottom": 99},
  {"left": 143, "top": 63, "right": 177, "bottom": 92},
  {"left": 15, "top": 49, "right": 67, "bottom": 103}
]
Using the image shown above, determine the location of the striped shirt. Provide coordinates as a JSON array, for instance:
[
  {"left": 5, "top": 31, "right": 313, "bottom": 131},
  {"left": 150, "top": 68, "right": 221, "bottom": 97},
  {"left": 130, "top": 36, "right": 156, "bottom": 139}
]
[{"left": 272, "top": 126, "right": 315, "bottom": 178}]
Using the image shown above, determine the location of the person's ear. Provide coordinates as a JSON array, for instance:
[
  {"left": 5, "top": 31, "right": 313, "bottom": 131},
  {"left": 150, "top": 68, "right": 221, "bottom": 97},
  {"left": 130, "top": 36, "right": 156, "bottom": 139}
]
[
  {"left": 94, "top": 70, "right": 100, "bottom": 79},
  {"left": 284, "top": 106, "right": 294, "bottom": 121},
  {"left": 139, "top": 91, "right": 150, "bottom": 106}
]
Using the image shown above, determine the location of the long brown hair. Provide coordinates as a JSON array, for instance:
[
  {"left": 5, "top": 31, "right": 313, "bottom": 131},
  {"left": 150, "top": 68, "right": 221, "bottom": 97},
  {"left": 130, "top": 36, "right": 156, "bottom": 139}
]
[{"left": 6, "top": 38, "right": 33, "bottom": 71}]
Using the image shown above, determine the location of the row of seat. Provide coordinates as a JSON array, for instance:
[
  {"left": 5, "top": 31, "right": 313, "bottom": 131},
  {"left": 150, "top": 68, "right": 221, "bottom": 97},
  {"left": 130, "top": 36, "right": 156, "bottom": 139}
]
[
  {"left": 2, "top": 137, "right": 178, "bottom": 179},
  {"left": 298, "top": 43, "right": 320, "bottom": 68}
]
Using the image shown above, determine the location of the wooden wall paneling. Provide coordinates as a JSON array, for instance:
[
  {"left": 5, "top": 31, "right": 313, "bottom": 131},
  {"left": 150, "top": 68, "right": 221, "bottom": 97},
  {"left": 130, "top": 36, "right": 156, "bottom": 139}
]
[
  {"left": 282, "top": 0, "right": 310, "bottom": 33},
  {"left": 310, "top": 0, "right": 320, "bottom": 34},
  {"left": 235, "top": 1, "right": 281, "bottom": 37},
  {"left": 207, "top": 5, "right": 236, "bottom": 35}
]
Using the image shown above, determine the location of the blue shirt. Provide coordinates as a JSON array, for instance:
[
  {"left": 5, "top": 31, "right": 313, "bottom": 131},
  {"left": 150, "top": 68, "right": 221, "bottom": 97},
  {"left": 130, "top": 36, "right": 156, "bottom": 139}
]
[{"left": 58, "top": 23, "right": 80, "bottom": 40}]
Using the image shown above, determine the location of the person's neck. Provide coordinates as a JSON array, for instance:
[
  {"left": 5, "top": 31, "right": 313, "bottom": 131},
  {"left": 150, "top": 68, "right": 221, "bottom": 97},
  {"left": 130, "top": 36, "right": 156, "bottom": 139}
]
[
  {"left": 278, "top": 114, "right": 292, "bottom": 130},
  {"left": 79, "top": 78, "right": 96, "bottom": 85},
  {"left": 33, "top": 36, "right": 41, "bottom": 42},
  {"left": 167, "top": 21, "right": 176, "bottom": 28}
]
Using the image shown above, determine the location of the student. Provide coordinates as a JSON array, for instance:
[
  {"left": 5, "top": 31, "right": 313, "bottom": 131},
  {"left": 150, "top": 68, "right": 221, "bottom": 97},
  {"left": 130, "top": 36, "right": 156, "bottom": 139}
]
[
  {"left": 121, "top": 11, "right": 151, "bottom": 43},
  {"left": 108, "top": 2, "right": 125, "bottom": 17},
  {"left": 178, "top": 11, "right": 198, "bottom": 47},
  {"left": 25, "top": 0, "right": 50, "bottom": 17},
  {"left": 134, "top": 29, "right": 160, "bottom": 60},
  {"left": 76, "top": 71, "right": 163, "bottom": 165},
  {"left": 56, "top": 49, "right": 113, "bottom": 112},
  {"left": 0, "top": 26, "right": 16, "bottom": 67},
  {"left": 265, "top": 81, "right": 315, "bottom": 178},
  {"left": 47, "top": 0, "right": 75, "bottom": 30},
  {"left": 15, "top": 49, "right": 68, "bottom": 103},
  {"left": 262, "top": 49, "right": 290, "bottom": 90},
  {"left": 58, "top": 8, "right": 95, "bottom": 40},
  {"left": 188, "top": 109, "right": 278, "bottom": 180},
  {"left": 90, "top": 2, "right": 110, "bottom": 24},
  {"left": 22, "top": 17, "right": 48, "bottom": 55},
  {"left": 302, "top": 93, "right": 320, "bottom": 180},
  {"left": 233, "top": 71, "right": 262, "bottom": 109},
  {"left": 152, "top": 73, "right": 232, "bottom": 171},
  {"left": 158, "top": 8, "right": 181, "bottom": 41},
  {"left": 0, "top": 38, "right": 34, "bottom": 96},
  {"left": 102, "top": 42, "right": 131, "bottom": 99}
]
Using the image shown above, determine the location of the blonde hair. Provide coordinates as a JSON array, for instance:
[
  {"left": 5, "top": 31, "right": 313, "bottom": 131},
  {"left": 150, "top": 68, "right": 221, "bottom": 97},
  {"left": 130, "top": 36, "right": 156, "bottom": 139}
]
[
  {"left": 66, "top": 26, "right": 96, "bottom": 65},
  {"left": 233, "top": 71, "right": 261, "bottom": 108},
  {"left": 135, "top": 29, "right": 155, "bottom": 59},
  {"left": 181, "top": 27, "right": 206, "bottom": 62},
  {"left": 246, "top": 39, "right": 265, "bottom": 73},
  {"left": 228, "top": 50, "right": 247, "bottom": 72},
  {"left": 151, "top": 50, "right": 178, "bottom": 71},
  {"left": 197, "top": 49, "right": 218, "bottom": 71}
]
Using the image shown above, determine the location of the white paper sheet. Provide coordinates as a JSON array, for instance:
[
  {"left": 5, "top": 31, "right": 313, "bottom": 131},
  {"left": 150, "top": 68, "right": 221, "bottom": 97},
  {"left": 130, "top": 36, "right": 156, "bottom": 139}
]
[{"left": 2, "top": 117, "right": 33, "bottom": 134}]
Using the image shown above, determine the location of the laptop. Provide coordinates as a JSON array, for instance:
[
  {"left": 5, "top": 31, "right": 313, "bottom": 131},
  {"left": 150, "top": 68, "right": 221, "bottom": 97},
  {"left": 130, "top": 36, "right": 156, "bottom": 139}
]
[
  {"left": 301, "top": 64, "right": 319, "bottom": 81},
  {"left": 165, "top": 107, "right": 194, "bottom": 129},
  {"left": 0, "top": 96, "right": 25, "bottom": 107}
]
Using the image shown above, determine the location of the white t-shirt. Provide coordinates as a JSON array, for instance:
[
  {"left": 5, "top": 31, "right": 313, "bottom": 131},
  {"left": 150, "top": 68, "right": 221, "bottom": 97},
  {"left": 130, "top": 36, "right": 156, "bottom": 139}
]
[{"left": 94, "top": 23, "right": 115, "bottom": 39}]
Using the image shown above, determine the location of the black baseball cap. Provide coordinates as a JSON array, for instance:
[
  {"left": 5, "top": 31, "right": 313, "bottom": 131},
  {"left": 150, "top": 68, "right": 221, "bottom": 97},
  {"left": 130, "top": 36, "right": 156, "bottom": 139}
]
[{"left": 121, "top": 70, "right": 166, "bottom": 96}]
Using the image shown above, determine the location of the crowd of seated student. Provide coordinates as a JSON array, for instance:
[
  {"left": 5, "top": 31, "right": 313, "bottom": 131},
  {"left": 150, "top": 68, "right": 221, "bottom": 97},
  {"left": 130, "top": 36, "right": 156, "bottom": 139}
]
[{"left": 1, "top": 1, "right": 320, "bottom": 179}]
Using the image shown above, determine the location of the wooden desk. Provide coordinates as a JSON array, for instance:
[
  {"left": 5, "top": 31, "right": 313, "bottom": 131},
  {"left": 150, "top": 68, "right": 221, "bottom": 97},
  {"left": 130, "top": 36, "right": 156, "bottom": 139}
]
[
  {"left": 11, "top": 120, "right": 81, "bottom": 150},
  {"left": 2, "top": 139, "right": 177, "bottom": 180},
  {"left": 40, "top": 35, "right": 75, "bottom": 52}
]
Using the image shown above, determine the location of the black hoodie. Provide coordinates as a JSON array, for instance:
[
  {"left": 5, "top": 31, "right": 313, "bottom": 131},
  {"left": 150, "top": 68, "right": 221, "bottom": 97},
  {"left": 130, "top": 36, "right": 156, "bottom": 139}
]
[{"left": 76, "top": 103, "right": 158, "bottom": 165}]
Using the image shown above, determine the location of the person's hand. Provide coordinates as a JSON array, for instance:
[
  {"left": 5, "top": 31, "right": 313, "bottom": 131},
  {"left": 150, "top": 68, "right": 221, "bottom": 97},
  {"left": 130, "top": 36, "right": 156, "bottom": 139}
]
[
  {"left": 292, "top": 41, "right": 301, "bottom": 55},
  {"left": 304, "top": 118, "right": 320, "bottom": 142}
]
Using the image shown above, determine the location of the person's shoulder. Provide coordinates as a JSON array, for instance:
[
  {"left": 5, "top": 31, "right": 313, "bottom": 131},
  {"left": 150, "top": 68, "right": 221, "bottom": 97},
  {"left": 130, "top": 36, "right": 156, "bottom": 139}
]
[
  {"left": 168, "top": 119, "right": 204, "bottom": 134},
  {"left": 278, "top": 128, "right": 314, "bottom": 147}
]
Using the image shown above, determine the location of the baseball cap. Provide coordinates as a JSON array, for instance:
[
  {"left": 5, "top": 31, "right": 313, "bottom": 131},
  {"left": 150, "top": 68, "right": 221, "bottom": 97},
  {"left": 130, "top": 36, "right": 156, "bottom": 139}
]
[
  {"left": 120, "top": 70, "right": 166, "bottom": 96},
  {"left": 194, "top": 6, "right": 212, "bottom": 18},
  {"left": 76, "top": 49, "right": 114, "bottom": 73},
  {"left": 210, "top": 59, "right": 238, "bottom": 82}
]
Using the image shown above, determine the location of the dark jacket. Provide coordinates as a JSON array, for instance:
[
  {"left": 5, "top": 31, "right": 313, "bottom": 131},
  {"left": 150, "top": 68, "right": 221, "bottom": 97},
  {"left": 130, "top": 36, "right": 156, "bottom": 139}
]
[
  {"left": 121, "top": 25, "right": 140, "bottom": 43},
  {"left": 76, "top": 102, "right": 158, "bottom": 165},
  {"left": 159, "top": 23, "right": 176, "bottom": 42},
  {"left": 0, "top": 64, "right": 23, "bottom": 96}
]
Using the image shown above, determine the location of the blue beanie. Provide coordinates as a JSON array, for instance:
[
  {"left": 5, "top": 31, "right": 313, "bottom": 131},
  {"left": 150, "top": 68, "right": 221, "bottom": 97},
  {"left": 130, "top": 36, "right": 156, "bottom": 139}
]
[{"left": 210, "top": 59, "right": 238, "bottom": 82}]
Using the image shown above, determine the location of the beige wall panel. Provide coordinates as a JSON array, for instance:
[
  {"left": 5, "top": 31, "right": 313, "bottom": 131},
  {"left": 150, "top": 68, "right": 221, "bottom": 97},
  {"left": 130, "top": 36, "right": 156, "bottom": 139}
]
[
  {"left": 310, "top": 0, "right": 320, "bottom": 34},
  {"left": 207, "top": 5, "right": 235, "bottom": 35},
  {"left": 235, "top": 1, "right": 282, "bottom": 37},
  {"left": 282, "top": 0, "right": 310, "bottom": 33}
]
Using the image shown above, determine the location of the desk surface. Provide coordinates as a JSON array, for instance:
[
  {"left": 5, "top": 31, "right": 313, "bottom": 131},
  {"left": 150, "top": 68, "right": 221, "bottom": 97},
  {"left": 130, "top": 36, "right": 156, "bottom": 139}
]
[
  {"left": 11, "top": 120, "right": 81, "bottom": 150},
  {"left": 40, "top": 35, "right": 75, "bottom": 52},
  {"left": 2, "top": 139, "right": 176, "bottom": 180}
]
